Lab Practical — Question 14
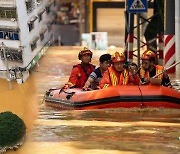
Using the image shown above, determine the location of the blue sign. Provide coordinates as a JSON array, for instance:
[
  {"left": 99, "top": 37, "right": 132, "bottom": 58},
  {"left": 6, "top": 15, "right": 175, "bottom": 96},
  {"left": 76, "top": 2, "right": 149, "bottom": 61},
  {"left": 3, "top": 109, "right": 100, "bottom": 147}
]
[{"left": 127, "top": 0, "right": 148, "bottom": 13}]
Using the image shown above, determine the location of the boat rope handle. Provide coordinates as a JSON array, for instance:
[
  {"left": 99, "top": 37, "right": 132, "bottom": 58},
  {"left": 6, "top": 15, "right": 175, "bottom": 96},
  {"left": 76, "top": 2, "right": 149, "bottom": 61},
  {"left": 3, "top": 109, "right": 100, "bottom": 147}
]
[{"left": 59, "top": 88, "right": 75, "bottom": 95}]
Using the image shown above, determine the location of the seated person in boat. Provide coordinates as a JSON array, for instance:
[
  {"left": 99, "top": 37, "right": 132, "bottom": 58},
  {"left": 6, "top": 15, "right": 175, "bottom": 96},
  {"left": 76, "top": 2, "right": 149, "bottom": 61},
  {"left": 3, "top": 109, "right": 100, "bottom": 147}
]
[
  {"left": 98, "top": 51, "right": 140, "bottom": 89},
  {"left": 62, "top": 47, "right": 95, "bottom": 89},
  {"left": 83, "top": 53, "right": 111, "bottom": 90},
  {"left": 139, "top": 50, "right": 170, "bottom": 86}
]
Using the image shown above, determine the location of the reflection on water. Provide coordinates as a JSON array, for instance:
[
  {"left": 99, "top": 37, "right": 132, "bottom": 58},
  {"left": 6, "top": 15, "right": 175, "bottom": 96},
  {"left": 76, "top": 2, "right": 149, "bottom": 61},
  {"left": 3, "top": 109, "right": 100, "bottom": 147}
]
[{"left": 26, "top": 107, "right": 180, "bottom": 153}]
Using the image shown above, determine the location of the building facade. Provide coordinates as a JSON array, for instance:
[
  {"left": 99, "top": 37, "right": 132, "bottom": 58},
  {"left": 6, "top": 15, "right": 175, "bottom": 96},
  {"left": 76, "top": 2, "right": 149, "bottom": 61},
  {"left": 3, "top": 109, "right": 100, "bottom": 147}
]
[{"left": 0, "top": 0, "right": 59, "bottom": 82}]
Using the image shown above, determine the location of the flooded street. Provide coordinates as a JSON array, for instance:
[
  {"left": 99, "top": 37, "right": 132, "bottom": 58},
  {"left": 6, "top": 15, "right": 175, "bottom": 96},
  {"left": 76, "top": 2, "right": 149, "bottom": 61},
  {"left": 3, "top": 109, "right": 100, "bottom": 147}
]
[{"left": 4, "top": 46, "right": 180, "bottom": 154}]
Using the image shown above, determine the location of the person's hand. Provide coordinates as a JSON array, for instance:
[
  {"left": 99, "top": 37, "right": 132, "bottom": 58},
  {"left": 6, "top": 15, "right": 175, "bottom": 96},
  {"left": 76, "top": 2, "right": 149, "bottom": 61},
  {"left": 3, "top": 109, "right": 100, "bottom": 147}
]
[
  {"left": 62, "top": 84, "right": 70, "bottom": 89},
  {"left": 82, "top": 87, "right": 92, "bottom": 91},
  {"left": 163, "top": 69, "right": 169, "bottom": 78},
  {"left": 141, "top": 78, "right": 150, "bottom": 85}
]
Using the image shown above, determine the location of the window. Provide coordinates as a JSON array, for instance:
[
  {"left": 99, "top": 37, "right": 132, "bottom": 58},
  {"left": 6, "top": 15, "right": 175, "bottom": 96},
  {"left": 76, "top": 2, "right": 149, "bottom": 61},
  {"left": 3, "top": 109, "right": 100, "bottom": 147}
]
[
  {"left": 45, "top": 6, "right": 50, "bottom": 14},
  {"left": 45, "top": 0, "right": 54, "bottom": 14},
  {"left": 0, "top": 9, "right": 17, "bottom": 20},
  {"left": 37, "top": 8, "right": 45, "bottom": 22},
  {"left": 26, "top": 0, "right": 35, "bottom": 14},
  {"left": 40, "top": 33, "right": 44, "bottom": 41},
  {"left": 0, "top": 48, "right": 23, "bottom": 63},
  {"left": 0, "top": 30, "right": 19, "bottom": 40},
  {"left": 38, "top": 14, "right": 42, "bottom": 22},
  {"left": 30, "top": 36, "right": 39, "bottom": 51},
  {"left": 28, "top": 23, "right": 34, "bottom": 32},
  {"left": 27, "top": 16, "right": 37, "bottom": 32},
  {"left": 39, "top": 27, "right": 47, "bottom": 41},
  {"left": 31, "top": 43, "right": 37, "bottom": 51}
]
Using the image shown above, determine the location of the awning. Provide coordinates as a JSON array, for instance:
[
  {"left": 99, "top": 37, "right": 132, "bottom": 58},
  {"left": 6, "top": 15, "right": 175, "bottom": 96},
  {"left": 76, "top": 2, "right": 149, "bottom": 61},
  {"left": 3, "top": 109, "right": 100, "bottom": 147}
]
[
  {"left": 27, "top": 16, "right": 38, "bottom": 24},
  {"left": 39, "top": 27, "right": 47, "bottom": 34},
  {"left": 45, "top": 0, "right": 54, "bottom": 7},
  {"left": 0, "top": 25, "right": 19, "bottom": 31},
  {"left": 37, "top": 8, "right": 45, "bottom": 15},
  {"left": 30, "top": 36, "right": 39, "bottom": 44}
]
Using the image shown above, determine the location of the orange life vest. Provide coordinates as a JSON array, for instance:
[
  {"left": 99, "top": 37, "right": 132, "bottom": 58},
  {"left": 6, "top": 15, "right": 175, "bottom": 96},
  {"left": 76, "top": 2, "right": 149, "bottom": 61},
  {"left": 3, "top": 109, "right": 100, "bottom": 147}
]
[
  {"left": 70, "top": 64, "right": 95, "bottom": 88},
  {"left": 139, "top": 65, "right": 164, "bottom": 80},
  {"left": 108, "top": 66, "right": 129, "bottom": 86}
]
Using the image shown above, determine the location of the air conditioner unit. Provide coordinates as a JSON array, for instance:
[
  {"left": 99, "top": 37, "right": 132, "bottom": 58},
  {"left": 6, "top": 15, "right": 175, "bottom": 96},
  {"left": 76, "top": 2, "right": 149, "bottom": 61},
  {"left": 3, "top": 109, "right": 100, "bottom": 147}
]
[{"left": 11, "top": 18, "right": 16, "bottom": 22}]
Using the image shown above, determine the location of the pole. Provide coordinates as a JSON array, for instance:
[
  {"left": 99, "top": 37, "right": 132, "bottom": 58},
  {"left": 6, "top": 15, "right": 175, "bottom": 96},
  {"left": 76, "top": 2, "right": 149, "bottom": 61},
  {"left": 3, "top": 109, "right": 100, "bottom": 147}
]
[
  {"left": 164, "top": 0, "right": 175, "bottom": 73},
  {"left": 175, "top": 0, "right": 180, "bottom": 77},
  {"left": 152, "top": 61, "right": 180, "bottom": 79},
  {"left": 137, "top": 13, "right": 141, "bottom": 67},
  {"left": 124, "top": 10, "right": 128, "bottom": 60},
  {"left": 141, "top": 60, "right": 180, "bottom": 85},
  {"left": 1, "top": 42, "right": 12, "bottom": 90},
  {"left": 127, "top": 13, "right": 134, "bottom": 62}
]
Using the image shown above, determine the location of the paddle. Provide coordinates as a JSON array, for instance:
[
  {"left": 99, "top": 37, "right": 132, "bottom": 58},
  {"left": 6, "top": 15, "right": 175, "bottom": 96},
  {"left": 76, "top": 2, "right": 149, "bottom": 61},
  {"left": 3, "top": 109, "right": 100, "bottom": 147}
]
[{"left": 141, "top": 60, "right": 180, "bottom": 85}]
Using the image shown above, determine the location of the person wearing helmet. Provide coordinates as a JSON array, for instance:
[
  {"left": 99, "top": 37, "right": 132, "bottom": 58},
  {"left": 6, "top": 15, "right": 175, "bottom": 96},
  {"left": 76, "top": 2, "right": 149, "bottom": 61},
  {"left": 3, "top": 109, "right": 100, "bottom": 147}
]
[
  {"left": 139, "top": 50, "right": 170, "bottom": 86},
  {"left": 98, "top": 51, "right": 140, "bottom": 89},
  {"left": 83, "top": 53, "right": 111, "bottom": 90},
  {"left": 62, "top": 47, "right": 95, "bottom": 89}
]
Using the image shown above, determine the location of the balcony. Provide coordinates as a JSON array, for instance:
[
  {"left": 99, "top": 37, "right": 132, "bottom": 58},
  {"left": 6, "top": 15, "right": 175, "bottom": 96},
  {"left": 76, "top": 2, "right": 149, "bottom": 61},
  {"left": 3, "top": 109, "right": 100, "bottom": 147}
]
[
  {"left": 0, "top": 0, "right": 16, "bottom": 8},
  {"left": 0, "top": 20, "right": 18, "bottom": 28}
]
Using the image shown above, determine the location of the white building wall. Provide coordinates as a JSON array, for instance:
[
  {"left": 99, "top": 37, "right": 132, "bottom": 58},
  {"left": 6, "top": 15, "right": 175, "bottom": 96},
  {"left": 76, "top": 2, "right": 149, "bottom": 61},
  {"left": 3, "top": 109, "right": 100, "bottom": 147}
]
[
  {"left": 15, "top": 0, "right": 31, "bottom": 68},
  {"left": 16, "top": 0, "right": 56, "bottom": 68},
  {"left": 0, "top": 0, "right": 60, "bottom": 80}
]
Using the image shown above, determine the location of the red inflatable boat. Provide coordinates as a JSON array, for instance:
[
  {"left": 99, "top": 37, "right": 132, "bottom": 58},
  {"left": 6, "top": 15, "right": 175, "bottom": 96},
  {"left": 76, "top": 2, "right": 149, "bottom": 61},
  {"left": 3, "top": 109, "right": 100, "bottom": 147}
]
[{"left": 45, "top": 85, "right": 180, "bottom": 110}]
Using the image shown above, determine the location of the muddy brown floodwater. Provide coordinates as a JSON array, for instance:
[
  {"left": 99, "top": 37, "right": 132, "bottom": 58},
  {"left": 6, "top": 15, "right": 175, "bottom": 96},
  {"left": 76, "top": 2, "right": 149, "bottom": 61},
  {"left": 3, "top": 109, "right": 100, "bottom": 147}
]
[{"left": 2, "top": 46, "right": 180, "bottom": 154}]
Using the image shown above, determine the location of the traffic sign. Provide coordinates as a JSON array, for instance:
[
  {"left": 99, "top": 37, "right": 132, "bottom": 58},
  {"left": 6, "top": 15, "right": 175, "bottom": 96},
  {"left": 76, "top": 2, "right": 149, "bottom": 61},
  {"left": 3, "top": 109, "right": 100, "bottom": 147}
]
[{"left": 127, "top": 0, "right": 148, "bottom": 13}]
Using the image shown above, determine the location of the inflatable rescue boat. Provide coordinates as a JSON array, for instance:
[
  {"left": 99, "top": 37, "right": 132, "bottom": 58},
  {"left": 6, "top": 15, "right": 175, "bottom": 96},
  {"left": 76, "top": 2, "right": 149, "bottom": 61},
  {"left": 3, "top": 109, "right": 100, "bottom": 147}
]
[{"left": 45, "top": 85, "right": 180, "bottom": 110}]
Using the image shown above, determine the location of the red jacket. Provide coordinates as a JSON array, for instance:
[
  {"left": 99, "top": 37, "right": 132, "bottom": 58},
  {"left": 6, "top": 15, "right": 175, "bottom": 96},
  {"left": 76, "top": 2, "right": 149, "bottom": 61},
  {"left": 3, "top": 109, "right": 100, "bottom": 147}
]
[
  {"left": 99, "top": 66, "right": 140, "bottom": 89},
  {"left": 66, "top": 64, "right": 95, "bottom": 88}
]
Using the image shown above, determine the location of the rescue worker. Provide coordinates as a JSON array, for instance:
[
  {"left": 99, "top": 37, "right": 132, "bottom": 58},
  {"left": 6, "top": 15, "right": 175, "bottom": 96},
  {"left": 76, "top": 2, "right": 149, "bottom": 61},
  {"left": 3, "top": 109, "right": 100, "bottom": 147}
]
[
  {"left": 139, "top": 50, "right": 170, "bottom": 86},
  {"left": 62, "top": 47, "right": 95, "bottom": 89},
  {"left": 83, "top": 53, "right": 111, "bottom": 90},
  {"left": 98, "top": 51, "right": 140, "bottom": 89}
]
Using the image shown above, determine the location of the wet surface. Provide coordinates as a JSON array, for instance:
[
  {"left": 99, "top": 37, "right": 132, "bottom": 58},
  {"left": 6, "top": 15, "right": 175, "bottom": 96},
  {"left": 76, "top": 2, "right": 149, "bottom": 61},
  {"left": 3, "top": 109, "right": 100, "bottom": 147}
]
[
  {"left": 3, "top": 46, "right": 180, "bottom": 154},
  {"left": 28, "top": 107, "right": 180, "bottom": 153},
  {"left": 0, "top": 77, "right": 38, "bottom": 132}
]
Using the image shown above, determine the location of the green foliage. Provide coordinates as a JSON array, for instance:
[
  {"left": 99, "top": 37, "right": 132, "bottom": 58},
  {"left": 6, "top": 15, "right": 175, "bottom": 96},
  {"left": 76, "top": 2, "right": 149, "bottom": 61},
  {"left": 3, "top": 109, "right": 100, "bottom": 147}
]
[{"left": 0, "top": 111, "right": 26, "bottom": 149}]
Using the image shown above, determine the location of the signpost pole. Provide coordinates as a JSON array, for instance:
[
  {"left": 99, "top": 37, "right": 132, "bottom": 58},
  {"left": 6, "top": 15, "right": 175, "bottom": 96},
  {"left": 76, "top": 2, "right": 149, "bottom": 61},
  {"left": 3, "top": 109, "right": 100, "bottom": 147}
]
[
  {"left": 127, "top": 0, "right": 148, "bottom": 67},
  {"left": 137, "top": 13, "right": 141, "bottom": 67}
]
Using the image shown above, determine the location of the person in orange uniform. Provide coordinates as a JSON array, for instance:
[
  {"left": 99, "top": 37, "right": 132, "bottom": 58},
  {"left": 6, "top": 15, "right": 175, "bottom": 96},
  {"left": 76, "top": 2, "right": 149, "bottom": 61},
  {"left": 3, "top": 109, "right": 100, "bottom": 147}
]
[
  {"left": 98, "top": 51, "right": 140, "bottom": 89},
  {"left": 63, "top": 47, "right": 95, "bottom": 89},
  {"left": 139, "top": 50, "right": 170, "bottom": 86}
]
